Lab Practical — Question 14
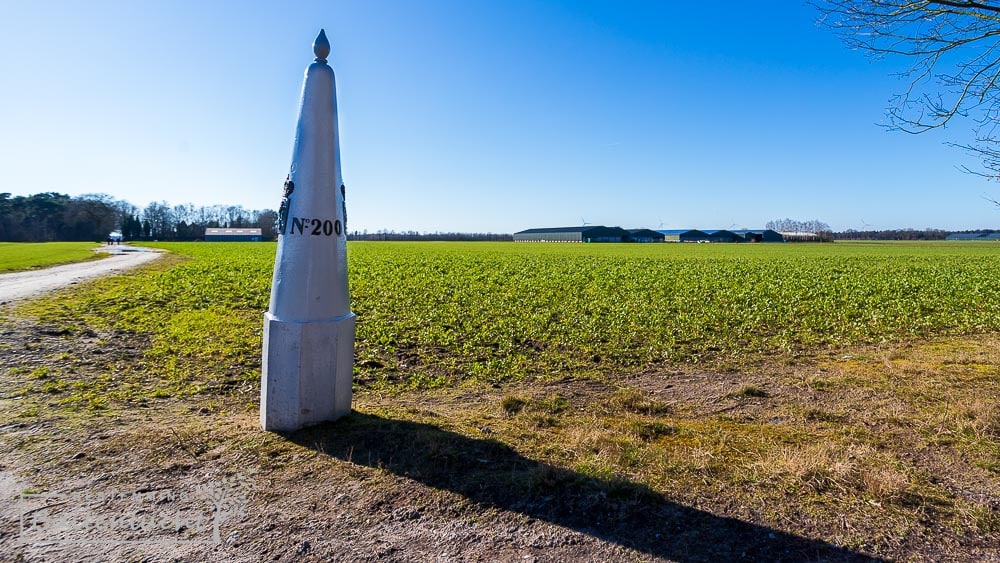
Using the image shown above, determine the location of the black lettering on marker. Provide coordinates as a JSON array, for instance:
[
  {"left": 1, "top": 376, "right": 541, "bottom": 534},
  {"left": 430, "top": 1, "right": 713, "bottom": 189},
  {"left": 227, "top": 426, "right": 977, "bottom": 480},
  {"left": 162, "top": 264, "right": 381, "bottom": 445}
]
[{"left": 287, "top": 216, "right": 342, "bottom": 237}]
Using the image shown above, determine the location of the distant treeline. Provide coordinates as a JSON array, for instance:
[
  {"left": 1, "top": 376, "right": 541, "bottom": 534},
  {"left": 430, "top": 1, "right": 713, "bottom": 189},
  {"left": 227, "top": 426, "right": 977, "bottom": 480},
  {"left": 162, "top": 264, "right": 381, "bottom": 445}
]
[
  {"left": 0, "top": 193, "right": 117, "bottom": 243},
  {"left": 834, "top": 229, "right": 953, "bottom": 241},
  {"left": 0, "top": 192, "right": 514, "bottom": 243},
  {"left": 0, "top": 192, "right": 276, "bottom": 242},
  {"left": 10, "top": 191, "right": 985, "bottom": 244},
  {"left": 347, "top": 231, "right": 513, "bottom": 242}
]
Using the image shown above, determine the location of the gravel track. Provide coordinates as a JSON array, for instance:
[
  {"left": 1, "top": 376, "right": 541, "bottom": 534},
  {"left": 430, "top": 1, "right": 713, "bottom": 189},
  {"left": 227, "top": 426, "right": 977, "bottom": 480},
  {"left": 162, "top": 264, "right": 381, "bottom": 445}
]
[{"left": 0, "top": 246, "right": 163, "bottom": 304}]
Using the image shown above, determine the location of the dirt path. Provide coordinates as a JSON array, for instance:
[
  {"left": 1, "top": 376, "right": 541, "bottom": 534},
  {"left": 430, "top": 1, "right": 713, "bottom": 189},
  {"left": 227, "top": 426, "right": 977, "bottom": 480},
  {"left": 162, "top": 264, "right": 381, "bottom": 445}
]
[
  {"left": 2, "top": 322, "right": 997, "bottom": 561},
  {"left": 0, "top": 246, "right": 163, "bottom": 304}
]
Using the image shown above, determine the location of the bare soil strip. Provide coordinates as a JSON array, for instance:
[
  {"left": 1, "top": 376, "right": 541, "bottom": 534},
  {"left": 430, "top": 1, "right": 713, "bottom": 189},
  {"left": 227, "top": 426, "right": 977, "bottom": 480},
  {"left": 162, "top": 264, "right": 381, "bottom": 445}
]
[
  {"left": 0, "top": 316, "right": 873, "bottom": 562},
  {"left": 1, "top": 314, "right": 997, "bottom": 561}
]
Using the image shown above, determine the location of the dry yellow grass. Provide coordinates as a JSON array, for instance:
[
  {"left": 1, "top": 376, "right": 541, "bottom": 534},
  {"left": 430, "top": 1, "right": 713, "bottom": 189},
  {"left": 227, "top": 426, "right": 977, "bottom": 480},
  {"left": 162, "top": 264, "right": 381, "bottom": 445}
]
[{"left": 2, "top": 318, "right": 999, "bottom": 559}]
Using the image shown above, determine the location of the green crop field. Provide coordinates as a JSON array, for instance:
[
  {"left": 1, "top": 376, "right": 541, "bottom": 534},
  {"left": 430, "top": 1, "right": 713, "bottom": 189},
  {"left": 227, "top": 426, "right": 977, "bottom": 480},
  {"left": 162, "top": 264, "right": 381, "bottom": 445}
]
[
  {"left": 19, "top": 240, "right": 1000, "bottom": 397},
  {"left": 6, "top": 240, "right": 1000, "bottom": 559},
  {"left": 0, "top": 241, "right": 106, "bottom": 272}
]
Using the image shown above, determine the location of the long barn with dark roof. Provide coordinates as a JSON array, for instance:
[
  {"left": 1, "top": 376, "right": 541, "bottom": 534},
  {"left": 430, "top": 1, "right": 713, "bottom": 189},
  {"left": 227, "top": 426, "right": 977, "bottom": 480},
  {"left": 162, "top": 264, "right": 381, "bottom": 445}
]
[
  {"left": 658, "top": 229, "right": 709, "bottom": 242},
  {"left": 658, "top": 229, "right": 784, "bottom": 242},
  {"left": 204, "top": 228, "right": 263, "bottom": 242},
  {"left": 515, "top": 226, "right": 785, "bottom": 243},
  {"left": 513, "top": 226, "right": 629, "bottom": 243},
  {"left": 626, "top": 229, "right": 665, "bottom": 243}
]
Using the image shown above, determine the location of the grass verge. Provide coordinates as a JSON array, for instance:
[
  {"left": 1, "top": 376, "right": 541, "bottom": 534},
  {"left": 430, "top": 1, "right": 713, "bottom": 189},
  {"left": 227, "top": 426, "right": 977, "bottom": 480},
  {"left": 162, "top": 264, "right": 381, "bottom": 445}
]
[{"left": 0, "top": 242, "right": 108, "bottom": 272}]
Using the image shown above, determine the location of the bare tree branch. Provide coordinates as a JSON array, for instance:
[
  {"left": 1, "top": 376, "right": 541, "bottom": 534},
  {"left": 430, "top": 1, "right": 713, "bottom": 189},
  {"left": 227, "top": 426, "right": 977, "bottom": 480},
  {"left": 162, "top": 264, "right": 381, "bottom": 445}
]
[{"left": 815, "top": 0, "right": 1000, "bottom": 177}]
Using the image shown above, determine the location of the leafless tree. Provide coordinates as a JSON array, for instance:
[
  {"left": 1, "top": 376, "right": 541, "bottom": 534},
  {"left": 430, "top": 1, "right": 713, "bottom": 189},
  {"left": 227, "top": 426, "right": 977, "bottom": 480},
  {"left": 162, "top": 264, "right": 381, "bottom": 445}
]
[
  {"left": 256, "top": 209, "right": 278, "bottom": 240},
  {"left": 815, "top": 1, "right": 1000, "bottom": 177},
  {"left": 765, "top": 218, "right": 832, "bottom": 233},
  {"left": 142, "top": 201, "right": 175, "bottom": 240}
]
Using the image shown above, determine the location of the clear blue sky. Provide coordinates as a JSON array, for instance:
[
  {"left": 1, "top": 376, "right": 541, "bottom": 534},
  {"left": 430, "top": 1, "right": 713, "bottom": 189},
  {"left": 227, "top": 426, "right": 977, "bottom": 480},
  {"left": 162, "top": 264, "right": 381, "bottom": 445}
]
[{"left": 1, "top": 0, "right": 997, "bottom": 233}]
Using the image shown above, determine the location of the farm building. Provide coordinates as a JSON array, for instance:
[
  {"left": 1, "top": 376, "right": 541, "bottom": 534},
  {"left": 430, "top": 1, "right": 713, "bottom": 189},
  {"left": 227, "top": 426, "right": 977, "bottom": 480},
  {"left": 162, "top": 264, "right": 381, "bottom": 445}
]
[
  {"left": 517, "top": 226, "right": 784, "bottom": 243},
  {"left": 626, "top": 229, "right": 665, "bottom": 243},
  {"left": 703, "top": 230, "right": 743, "bottom": 243},
  {"left": 204, "top": 228, "right": 263, "bottom": 242},
  {"left": 945, "top": 232, "right": 1000, "bottom": 241},
  {"left": 658, "top": 229, "right": 710, "bottom": 242},
  {"left": 657, "top": 229, "right": 784, "bottom": 243},
  {"left": 732, "top": 229, "right": 784, "bottom": 243},
  {"left": 513, "top": 226, "right": 629, "bottom": 243}
]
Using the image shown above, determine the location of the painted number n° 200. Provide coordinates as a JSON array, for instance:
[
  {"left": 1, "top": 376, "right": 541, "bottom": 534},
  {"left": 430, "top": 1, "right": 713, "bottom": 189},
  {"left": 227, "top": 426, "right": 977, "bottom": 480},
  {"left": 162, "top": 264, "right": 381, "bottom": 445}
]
[{"left": 290, "top": 217, "right": 342, "bottom": 236}]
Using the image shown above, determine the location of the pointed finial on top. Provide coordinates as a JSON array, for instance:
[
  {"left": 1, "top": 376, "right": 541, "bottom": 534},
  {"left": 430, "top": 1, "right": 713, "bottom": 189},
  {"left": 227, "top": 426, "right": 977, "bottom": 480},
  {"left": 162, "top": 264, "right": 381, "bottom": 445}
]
[{"left": 313, "top": 29, "right": 330, "bottom": 63}]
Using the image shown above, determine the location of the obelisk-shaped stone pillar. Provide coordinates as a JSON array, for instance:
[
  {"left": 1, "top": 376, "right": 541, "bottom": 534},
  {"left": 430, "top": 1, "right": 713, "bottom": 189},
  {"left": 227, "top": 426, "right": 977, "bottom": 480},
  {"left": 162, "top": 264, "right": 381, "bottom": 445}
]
[{"left": 261, "top": 29, "right": 355, "bottom": 432}]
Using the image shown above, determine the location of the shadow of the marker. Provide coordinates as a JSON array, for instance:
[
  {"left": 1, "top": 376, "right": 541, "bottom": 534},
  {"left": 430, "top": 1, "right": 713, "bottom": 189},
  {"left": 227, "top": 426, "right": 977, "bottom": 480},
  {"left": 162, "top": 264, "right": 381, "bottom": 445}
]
[{"left": 289, "top": 413, "right": 882, "bottom": 562}]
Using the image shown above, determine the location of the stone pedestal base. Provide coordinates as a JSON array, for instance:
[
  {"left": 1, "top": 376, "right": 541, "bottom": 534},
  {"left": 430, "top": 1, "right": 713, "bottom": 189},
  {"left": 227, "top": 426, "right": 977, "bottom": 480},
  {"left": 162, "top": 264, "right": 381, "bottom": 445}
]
[{"left": 261, "top": 311, "right": 355, "bottom": 432}]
